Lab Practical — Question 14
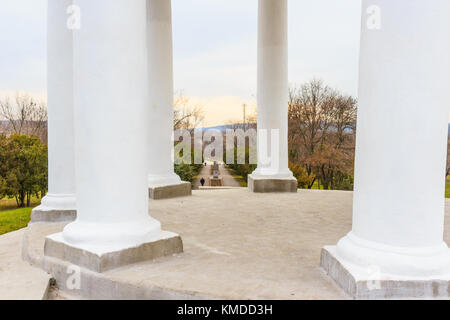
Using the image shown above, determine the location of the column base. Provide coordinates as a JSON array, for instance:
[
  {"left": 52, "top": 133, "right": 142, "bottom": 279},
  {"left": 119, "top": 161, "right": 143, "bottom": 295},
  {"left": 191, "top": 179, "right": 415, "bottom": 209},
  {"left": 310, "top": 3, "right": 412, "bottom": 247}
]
[
  {"left": 31, "top": 208, "right": 77, "bottom": 223},
  {"left": 31, "top": 194, "right": 77, "bottom": 223},
  {"left": 149, "top": 182, "right": 192, "bottom": 200},
  {"left": 44, "top": 231, "right": 183, "bottom": 273},
  {"left": 248, "top": 175, "right": 298, "bottom": 193},
  {"left": 321, "top": 244, "right": 450, "bottom": 299}
]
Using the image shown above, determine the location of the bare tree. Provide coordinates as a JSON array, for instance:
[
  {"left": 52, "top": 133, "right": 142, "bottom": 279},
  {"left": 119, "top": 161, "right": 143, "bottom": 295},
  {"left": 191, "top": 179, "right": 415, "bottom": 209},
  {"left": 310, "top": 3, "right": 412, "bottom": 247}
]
[
  {"left": 173, "top": 92, "right": 205, "bottom": 132},
  {"left": 288, "top": 79, "right": 357, "bottom": 190},
  {"left": 288, "top": 79, "right": 336, "bottom": 181},
  {"left": 0, "top": 93, "right": 48, "bottom": 142}
]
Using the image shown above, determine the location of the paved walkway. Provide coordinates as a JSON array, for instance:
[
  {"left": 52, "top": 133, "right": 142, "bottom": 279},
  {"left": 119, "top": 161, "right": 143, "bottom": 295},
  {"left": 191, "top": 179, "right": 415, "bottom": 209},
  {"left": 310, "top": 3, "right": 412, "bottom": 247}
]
[
  {"left": 194, "top": 164, "right": 241, "bottom": 188},
  {"left": 193, "top": 165, "right": 211, "bottom": 189},
  {"left": 219, "top": 165, "right": 242, "bottom": 187}
]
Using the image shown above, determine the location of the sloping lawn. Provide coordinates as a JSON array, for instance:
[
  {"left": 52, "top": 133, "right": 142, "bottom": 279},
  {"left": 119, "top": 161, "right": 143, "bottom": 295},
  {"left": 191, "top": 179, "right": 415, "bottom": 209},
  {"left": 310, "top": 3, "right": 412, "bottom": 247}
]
[
  {"left": 0, "top": 207, "right": 33, "bottom": 235},
  {"left": 0, "top": 198, "right": 40, "bottom": 236}
]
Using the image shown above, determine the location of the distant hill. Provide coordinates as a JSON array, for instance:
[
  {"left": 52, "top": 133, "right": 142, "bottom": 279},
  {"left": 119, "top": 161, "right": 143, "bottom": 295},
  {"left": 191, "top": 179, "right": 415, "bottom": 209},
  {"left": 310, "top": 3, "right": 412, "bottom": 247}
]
[{"left": 198, "top": 124, "right": 256, "bottom": 132}]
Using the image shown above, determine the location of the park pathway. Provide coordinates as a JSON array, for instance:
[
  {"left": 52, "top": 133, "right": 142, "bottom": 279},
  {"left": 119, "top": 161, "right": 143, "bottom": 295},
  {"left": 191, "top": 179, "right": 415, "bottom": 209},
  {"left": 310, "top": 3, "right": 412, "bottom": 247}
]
[
  {"left": 218, "top": 165, "right": 242, "bottom": 187},
  {"left": 193, "top": 164, "right": 241, "bottom": 189},
  {"left": 193, "top": 165, "right": 211, "bottom": 189}
]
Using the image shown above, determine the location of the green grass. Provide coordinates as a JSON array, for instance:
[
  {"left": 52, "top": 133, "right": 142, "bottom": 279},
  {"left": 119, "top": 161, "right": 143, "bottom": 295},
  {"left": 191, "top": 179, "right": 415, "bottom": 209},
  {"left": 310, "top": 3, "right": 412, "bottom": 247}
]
[
  {"left": 311, "top": 180, "right": 450, "bottom": 197},
  {"left": 310, "top": 180, "right": 322, "bottom": 190},
  {"left": 446, "top": 181, "right": 450, "bottom": 199},
  {"left": 231, "top": 174, "right": 248, "bottom": 188},
  {"left": 0, "top": 197, "right": 40, "bottom": 236},
  {"left": 0, "top": 207, "right": 33, "bottom": 235}
]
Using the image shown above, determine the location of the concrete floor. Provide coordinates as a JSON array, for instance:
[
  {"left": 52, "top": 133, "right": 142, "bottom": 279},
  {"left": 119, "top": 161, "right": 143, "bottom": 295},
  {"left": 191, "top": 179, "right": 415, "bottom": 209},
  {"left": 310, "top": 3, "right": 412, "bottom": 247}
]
[
  {"left": 5, "top": 189, "right": 450, "bottom": 299},
  {"left": 0, "top": 229, "right": 51, "bottom": 300}
]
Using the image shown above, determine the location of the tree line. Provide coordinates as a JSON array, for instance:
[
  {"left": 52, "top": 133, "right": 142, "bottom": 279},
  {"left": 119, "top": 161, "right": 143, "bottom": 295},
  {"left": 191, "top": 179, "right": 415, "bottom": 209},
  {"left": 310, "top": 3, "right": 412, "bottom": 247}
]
[
  {"left": 224, "top": 79, "right": 357, "bottom": 191},
  {"left": 288, "top": 79, "right": 357, "bottom": 190}
]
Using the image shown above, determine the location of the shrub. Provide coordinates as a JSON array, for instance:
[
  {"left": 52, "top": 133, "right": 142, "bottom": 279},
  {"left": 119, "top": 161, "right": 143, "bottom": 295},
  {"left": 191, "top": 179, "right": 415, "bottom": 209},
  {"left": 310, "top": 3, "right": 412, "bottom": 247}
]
[
  {"left": 290, "top": 163, "right": 315, "bottom": 189},
  {"left": 0, "top": 134, "right": 47, "bottom": 207}
]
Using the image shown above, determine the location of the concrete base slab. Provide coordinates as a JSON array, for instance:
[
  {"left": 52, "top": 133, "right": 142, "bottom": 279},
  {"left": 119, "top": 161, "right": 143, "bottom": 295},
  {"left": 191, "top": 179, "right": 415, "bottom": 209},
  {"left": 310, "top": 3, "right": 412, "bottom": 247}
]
[
  {"left": 45, "top": 232, "right": 183, "bottom": 273},
  {"left": 149, "top": 182, "right": 192, "bottom": 200},
  {"left": 31, "top": 208, "right": 77, "bottom": 223},
  {"left": 248, "top": 176, "right": 298, "bottom": 193},
  {"left": 320, "top": 246, "right": 450, "bottom": 299},
  {"left": 43, "top": 256, "right": 209, "bottom": 300}
]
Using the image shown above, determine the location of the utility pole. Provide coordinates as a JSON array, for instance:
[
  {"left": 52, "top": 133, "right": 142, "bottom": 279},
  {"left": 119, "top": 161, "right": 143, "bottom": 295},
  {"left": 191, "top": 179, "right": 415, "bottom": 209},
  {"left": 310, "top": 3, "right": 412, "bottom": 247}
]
[{"left": 243, "top": 104, "right": 246, "bottom": 130}]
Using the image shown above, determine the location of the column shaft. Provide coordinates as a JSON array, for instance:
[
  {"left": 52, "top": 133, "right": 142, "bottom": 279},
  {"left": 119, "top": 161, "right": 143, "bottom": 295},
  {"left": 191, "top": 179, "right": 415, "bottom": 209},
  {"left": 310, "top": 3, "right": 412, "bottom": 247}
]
[
  {"left": 147, "top": 0, "right": 181, "bottom": 187},
  {"left": 336, "top": 0, "right": 450, "bottom": 276},
  {"left": 63, "top": 0, "right": 160, "bottom": 248},
  {"left": 254, "top": 0, "right": 290, "bottom": 177},
  {"left": 249, "top": 0, "right": 296, "bottom": 193},
  {"left": 32, "top": 0, "right": 76, "bottom": 221}
]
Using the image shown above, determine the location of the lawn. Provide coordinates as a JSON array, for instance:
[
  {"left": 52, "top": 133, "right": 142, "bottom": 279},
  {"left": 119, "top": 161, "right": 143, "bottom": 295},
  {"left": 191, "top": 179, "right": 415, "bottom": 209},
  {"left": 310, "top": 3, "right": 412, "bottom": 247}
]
[
  {"left": 0, "top": 197, "right": 40, "bottom": 236},
  {"left": 446, "top": 181, "right": 450, "bottom": 199}
]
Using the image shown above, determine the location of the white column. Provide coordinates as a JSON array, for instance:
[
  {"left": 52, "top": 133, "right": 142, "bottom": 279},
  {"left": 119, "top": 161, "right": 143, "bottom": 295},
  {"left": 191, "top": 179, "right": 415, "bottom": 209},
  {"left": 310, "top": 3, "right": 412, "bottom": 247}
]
[
  {"left": 147, "top": 0, "right": 181, "bottom": 188},
  {"left": 251, "top": 0, "right": 292, "bottom": 179},
  {"left": 336, "top": 0, "right": 450, "bottom": 277},
  {"left": 62, "top": 0, "right": 161, "bottom": 248},
  {"left": 33, "top": 0, "right": 76, "bottom": 220}
]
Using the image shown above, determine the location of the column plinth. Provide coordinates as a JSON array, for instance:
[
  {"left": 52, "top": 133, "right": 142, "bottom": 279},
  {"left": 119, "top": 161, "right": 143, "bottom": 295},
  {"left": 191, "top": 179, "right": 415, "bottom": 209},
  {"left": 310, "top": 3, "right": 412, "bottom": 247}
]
[
  {"left": 322, "top": 0, "right": 450, "bottom": 299},
  {"left": 31, "top": 194, "right": 76, "bottom": 223},
  {"left": 32, "top": 0, "right": 77, "bottom": 223},
  {"left": 250, "top": 0, "right": 297, "bottom": 193},
  {"left": 44, "top": 0, "right": 183, "bottom": 275}
]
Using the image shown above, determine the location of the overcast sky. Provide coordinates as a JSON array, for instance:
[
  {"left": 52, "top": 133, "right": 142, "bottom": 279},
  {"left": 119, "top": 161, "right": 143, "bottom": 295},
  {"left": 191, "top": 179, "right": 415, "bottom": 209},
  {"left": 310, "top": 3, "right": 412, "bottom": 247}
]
[{"left": 0, "top": 0, "right": 362, "bottom": 126}]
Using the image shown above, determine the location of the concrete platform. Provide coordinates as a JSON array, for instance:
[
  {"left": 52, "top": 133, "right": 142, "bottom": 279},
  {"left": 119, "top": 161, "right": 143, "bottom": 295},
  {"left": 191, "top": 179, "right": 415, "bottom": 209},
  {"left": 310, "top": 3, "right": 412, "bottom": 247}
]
[
  {"left": 149, "top": 182, "right": 192, "bottom": 200},
  {"left": 31, "top": 208, "right": 77, "bottom": 223},
  {"left": 8, "top": 189, "right": 450, "bottom": 300},
  {"left": 21, "top": 189, "right": 353, "bottom": 299},
  {"left": 248, "top": 176, "right": 298, "bottom": 193}
]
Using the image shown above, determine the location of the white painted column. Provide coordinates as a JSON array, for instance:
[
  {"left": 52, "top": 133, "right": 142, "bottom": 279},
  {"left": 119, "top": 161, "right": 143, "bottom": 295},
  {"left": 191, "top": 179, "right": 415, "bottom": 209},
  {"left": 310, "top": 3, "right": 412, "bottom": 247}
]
[
  {"left": 147, "top": 0, "right": 181, "bottom": 187},
  {"left": 336, "top": 0, "right": 450, "bottom": 277},
  {"left": 251, "top": 0, "right": 292, "bottom": 179},
  {"left": 33, "top": 0, "right": 76, "bottom": 220},
  {"left": 62, "top": 0, "right": 161, "bottom": 248}
]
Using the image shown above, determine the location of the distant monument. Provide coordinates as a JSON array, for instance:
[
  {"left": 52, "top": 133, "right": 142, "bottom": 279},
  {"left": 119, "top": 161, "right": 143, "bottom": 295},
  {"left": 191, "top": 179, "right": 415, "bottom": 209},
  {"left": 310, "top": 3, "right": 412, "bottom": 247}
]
[{"left": 209, "top": 161, "right": 223, "bottom": 187}]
